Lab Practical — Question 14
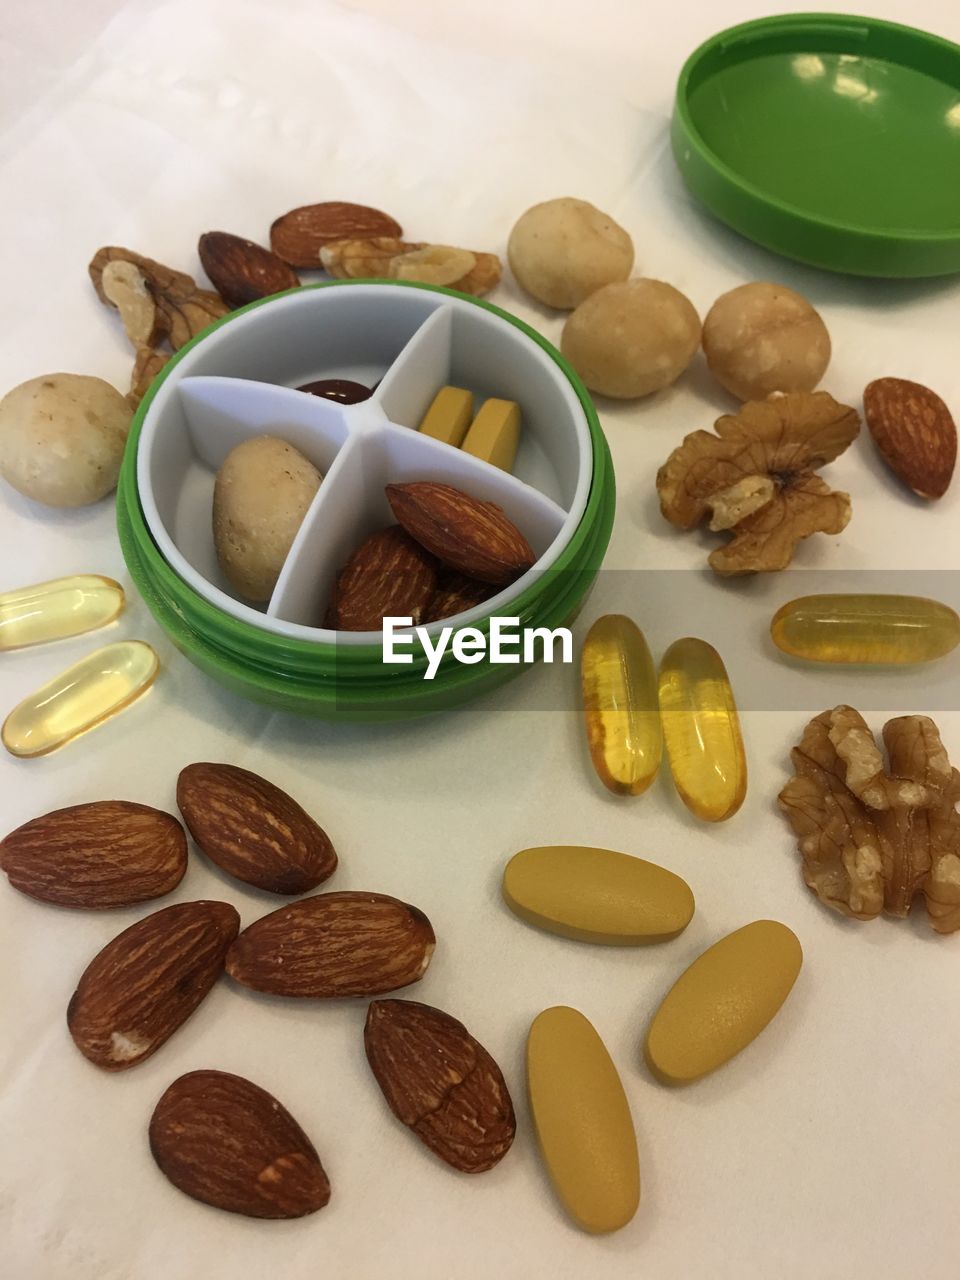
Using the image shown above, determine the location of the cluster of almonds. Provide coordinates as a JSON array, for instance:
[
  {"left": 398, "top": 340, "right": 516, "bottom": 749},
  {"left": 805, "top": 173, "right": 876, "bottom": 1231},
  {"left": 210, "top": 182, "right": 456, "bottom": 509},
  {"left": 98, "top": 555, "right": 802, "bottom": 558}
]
[
  {"left": 329, "top": 481, "right": 535, "bottom": 630},
  {"left": 0, "top": 762, "right": 517, "bottom": 1218}
]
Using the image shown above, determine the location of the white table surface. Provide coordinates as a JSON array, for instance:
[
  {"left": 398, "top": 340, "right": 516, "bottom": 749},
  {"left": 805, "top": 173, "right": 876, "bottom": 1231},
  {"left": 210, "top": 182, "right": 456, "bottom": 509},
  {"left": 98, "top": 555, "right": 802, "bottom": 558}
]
[{"left": 1, "top": 2, "right": 959, "bottom": 1277}]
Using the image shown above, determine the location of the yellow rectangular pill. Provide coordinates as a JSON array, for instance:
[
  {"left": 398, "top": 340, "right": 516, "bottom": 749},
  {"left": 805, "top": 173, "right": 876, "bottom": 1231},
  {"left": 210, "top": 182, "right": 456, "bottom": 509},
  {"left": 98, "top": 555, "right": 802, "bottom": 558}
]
[
  {"left": 417, "top": 386, "right": 474, "bottom": 446},
  {"left": 462, "top": 398, "right": 521, "bottom": 472}
]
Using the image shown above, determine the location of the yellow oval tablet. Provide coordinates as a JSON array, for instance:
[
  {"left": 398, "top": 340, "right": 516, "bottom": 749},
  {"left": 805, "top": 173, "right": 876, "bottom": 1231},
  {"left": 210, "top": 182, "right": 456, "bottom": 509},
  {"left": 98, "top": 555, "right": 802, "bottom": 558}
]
[
  {"left": 503, "top": 846, "right": 694, "bottom": 944},
  {"left": 527, "top": 1006, "right": 640, "bottom": 1234},
  {"left": 645, "top": 920, "right": 802, "bottom": 1084}
]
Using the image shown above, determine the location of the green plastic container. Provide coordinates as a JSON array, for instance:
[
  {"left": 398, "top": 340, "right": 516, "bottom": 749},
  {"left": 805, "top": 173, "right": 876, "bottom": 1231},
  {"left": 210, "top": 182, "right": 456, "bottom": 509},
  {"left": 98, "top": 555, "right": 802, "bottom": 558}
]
[
  {"left": 116, "top": 281, "right": 615, "bottom": 720},
  {"left": 672, "top": 13, "right": 960, "bottom": 277}
]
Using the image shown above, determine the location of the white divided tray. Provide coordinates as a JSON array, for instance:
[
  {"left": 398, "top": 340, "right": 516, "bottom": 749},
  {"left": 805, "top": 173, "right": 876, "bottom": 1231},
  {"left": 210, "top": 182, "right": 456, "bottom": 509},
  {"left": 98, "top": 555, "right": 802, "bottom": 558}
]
[{"left": 137, "top": 285, "right": 593, "bottom": 643}]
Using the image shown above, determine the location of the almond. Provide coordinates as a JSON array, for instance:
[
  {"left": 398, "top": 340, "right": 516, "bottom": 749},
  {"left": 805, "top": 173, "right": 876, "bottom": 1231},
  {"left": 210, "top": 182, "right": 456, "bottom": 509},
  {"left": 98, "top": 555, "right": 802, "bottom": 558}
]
[
  {"left": 176, "top": 762, "right": 337, "bottom": 894},
  {"left": 225, "top": 891, "right": 435, "bottom": 997},
  {"left": 270, "top": 202, "right": 402, "bottom": 268},
  {"left": 386, "top": 482, "right": 536, "bottom": 585},
  {"left": 863, "top": 377, "right": 957, "bottom": 499},
  {"left": 198, "top": 231, "right": 300, "bottom": 308},
  {"left": 423, "top": 569, "right": 497, "bottom": 623},
  {"left": 67, "top": 900, "right": 240, "bottom": 1070},
  {"left": 149, "top": 1069, "right": 330, "bottom": 1218},
  {"left": 0, "top": 801, "right": 187, "bottom": 909},
  {"left": 364, "top": 999, "right": 516, "bottom": 1173},
  {"left": 332, "top": 525, "right": 438, "bottom": 631}
]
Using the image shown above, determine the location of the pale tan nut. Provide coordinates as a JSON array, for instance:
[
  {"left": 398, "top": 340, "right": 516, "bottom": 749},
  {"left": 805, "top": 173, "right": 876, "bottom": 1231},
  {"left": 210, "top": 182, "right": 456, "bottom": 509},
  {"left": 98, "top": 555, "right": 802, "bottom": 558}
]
[
  {"left": 507, "top": 197, "right": 634, "bottom": 309},
  {"left": 270, "top": 201, "right": 403, "bottom": 268},
  {"left": 150, "top": 1069, "right": 330, "bottom": 1219},
  {"left": 863, "top": 377, "right": 957, "bottom": 500},
  {"left": 128, "top": 345, "right": 170, "bottom": 408},
  {"left": 67, "top": 900, "right": 241, "bottom": 1069},
  {"left": 100, "top": 260, "right": 169, "bottom": 348},
  {"left": 656, "top": 391, "right": 860, "bottom": 575},
  {"left": 390, "top": 245, "right": 476, "bottom": 287},
  {"left": 0, "top": 373, "right": 132, "bottom": 508},
  {"left": 702, "top": 281, "right": 831, "bottom": 401},
  {"left": 89, "top": 246, "right": 229, "bottom": 350},
  {"left": 779, "top": 706, "right": 960, "bottom": 934},
  {"left": 452, "top": 251, "right": 502, "bottom": 297},
  {"left": 364, "top": 999, "right": 516, "bottom": 1174}
]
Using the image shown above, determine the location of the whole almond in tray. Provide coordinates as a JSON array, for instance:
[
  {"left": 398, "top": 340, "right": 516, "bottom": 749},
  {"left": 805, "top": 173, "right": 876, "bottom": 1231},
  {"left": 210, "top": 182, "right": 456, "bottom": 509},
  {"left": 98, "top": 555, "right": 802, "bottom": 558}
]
[
  {"left": 198, "top": 231, "right": 301, "bottom": 308},
  {"left": 0, "top": 801, "right": 187, "bottom": 909},
  {"left": 270, "top": 201, "right": 402, "bottom": 268},
  {"left": 67, "top": 900, "right": 240, "bottom": 1070},
  {"left": 863, "top": 377, "right": 957, "bottom": 499},
  {"left": 150, "top": 1069, "right": 331, "bottom": 1219},
  {"left": 177, "top": 762, "right": 337, "bottom": 894},
  {"left": 365, "top": 999, "right": 516, "bottom": 1173},
  {"left": 423, "top": 569, "right": 497, "bottom": 623},
  {"left": 387, "top": 481, "right": 536, "bottom": 585},
  {"left": 225, "top": 891, "right": 436, "bottom": 997},
  {"left": 331, "top": 525, "right": 438, "bottom": 631}
]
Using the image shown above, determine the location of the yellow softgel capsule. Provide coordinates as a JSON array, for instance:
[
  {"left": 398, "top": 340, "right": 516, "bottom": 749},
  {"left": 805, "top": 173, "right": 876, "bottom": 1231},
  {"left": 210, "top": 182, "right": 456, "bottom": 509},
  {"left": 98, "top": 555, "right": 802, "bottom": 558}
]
[
  {"left": 0, "top": 575, "right": 124, "bottom": 651},
  {"left": 771, "top": 593, "right": 960, "bottom": 665},
  {"left": 658, "top": 637, "right": 746, "bottom": 822},
  {"left": 461, "top": 397, "right": 521, "bottom": 471},
  {"left": 2, "top": 640, "right": 159, "bottom": 758},
  {"left": 417, "top": 385, "right": 474, "bottom": 446},
  {"left": 527, "top": 1006, "right": 640, "bottom": 1234},
  {"left": 503, "top": 846, "right": 694, "bottom": 944},
  {"left": 645, "top": 920, "right": 802, "bottom": 1084},
  {"left": 581, "top": 614, "right": 662, "bottom": 795}
]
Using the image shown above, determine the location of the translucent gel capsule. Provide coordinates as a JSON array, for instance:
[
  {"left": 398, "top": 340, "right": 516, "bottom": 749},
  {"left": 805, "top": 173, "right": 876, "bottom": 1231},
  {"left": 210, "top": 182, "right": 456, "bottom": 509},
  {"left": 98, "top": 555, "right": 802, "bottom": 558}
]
[
  {"left": 658, "top": 637, "right": 746, "bottom": 822},
  {"left": 581, "top": 615, "right": 662, "bottom": 795},
  {"left": 0, "top": 575, "right": 124, "bottom": 651},
  {"left": 2, "top": 640, "right": 158, "bottom": 758},
  {"left": 771, "top": 594, "right": 960, "bottom": 665}
]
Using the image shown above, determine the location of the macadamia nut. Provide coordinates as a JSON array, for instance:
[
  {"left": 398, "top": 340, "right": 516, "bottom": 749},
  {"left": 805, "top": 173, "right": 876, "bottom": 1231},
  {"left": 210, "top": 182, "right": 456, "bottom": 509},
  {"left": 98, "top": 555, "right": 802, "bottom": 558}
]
[
  {"left": 508, "top": 198, "right": 633, "bottom": 309},
  {"left": 702, "top": 282, "right": 831, "bottom": 401},
  {"left": 213, "top": 435, "right": 322, "bottom": 602},
  {"left": 0, "top": 373, "right": 133, "bottom": 508},
  {"left": 561, "top": 279, "right": 701, "bottom": 399}
]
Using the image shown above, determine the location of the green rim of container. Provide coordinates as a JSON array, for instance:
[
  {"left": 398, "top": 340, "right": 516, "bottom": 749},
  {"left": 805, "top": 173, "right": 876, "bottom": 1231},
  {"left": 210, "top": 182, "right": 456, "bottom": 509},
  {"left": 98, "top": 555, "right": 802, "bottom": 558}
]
[
  {"left": 672, "top": 12, "right": 960, "bottom": 277},
  {"left": 116, "top": 280, "right": 615, "bottom": 720}
]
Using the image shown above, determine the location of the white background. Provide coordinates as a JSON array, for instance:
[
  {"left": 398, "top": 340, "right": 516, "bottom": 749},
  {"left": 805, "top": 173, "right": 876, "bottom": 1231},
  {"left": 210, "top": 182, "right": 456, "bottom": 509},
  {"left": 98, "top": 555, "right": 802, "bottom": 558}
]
[{"left": 1, "top": 2, "right": 959, "bottom": 1277}]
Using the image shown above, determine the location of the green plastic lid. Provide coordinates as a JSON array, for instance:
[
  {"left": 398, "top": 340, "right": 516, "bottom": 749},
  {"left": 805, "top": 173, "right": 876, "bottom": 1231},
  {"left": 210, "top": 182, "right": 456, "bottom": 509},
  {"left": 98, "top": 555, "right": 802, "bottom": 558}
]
[{"left": 672, "top": 12, "right": 960, "bottom": 277}]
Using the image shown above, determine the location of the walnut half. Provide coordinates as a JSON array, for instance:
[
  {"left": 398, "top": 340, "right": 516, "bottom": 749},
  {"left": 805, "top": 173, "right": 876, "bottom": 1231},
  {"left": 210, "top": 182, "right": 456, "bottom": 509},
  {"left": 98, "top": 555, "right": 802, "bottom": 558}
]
[
  {"left": 779, "top": 706, "right": 960, "bottom": 934},
  {"left": 656, "top": 391, "right": 860, "bottom": 575}
]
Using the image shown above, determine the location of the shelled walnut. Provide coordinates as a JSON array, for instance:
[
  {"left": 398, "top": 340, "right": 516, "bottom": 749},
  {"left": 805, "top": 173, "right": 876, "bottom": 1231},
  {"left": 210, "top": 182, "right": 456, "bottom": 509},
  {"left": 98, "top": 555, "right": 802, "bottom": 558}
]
[
  {"left": 89, "top": 247, "right": 229, "bottom": 352},
  {"left": 319, "top": 237, "right": 501, "bottom": 296},
  {"left": 779, "top": 705, "right": 960, "bottom": 934},
  {"left": 656, "top": 391, "right": 860, "bottom": 574}
]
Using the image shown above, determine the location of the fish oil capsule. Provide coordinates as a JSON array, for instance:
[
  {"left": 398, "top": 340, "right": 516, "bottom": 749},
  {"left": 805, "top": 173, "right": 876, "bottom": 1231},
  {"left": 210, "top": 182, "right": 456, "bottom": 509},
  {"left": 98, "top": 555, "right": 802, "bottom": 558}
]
[
  {"left": 461, "top": 398, "right": 521, "bottom": 471},
  {"left": 771, "top": 594, "right": 960, "bottom": 664},
  {"left": 581, "top": 615, "right": 661, "bottom": 795},
  {"left": 417, "top": 386, "right": 474, "bottom": 446},
  {"left": 0, "top": 575, "right": 124, "bottom": 651},
  {"left": 527, "top": 1006, "right": 640, "bottom": 1233},
  {"left": 2, "top": 640, "right": 158, "bottom": 758},
  {"left": 658, "top": 637, "right": 746, "bottom": 822}
]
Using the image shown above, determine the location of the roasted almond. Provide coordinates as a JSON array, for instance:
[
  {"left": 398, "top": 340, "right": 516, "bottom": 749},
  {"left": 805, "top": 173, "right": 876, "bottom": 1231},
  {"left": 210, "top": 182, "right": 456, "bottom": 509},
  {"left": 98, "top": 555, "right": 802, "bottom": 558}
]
[
  {"left": 0, "top": 801, "right": 187, "bottom": 909},
  {"left": 150, "top": 1069, "right": 330, "bottom": 1219},
  {"left": 386, "top": 482, "right": 536, "bottom": 585},
  {"left": 365, "top": 999, "right": 516, "bottom": 1173},
  {"left": 423, "top": 569, "right": 497, "bottom": 623},
  {"left": 864, "top": 377, "right": 957, "bottom": 499},
  {"left": 270, "top": 202, "right": 402, "bottom": 268},
  {"left": 198, "top": 231, "right": 300, "bottom": 308},
  {"left": 67, "top": 900, "right": 240, "bottom": 1070},
  {"left": 176, "top": 762, "right": 337, "bottom": 894},
  {"left": 332, "top": 525, "right": 438, "bottom": 631},
  {"left": 226, "top": 891, "right": 435, "bottom": 997}
]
